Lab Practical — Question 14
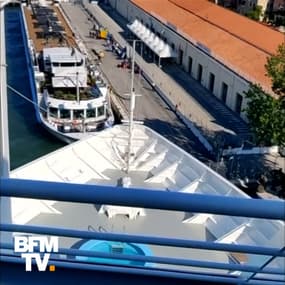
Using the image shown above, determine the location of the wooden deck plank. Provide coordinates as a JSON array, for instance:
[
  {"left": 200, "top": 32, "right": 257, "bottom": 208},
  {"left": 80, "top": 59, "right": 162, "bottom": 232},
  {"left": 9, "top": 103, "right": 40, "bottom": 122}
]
[{"left": 24, "top": 5, "right": 77, "bottom": 53}]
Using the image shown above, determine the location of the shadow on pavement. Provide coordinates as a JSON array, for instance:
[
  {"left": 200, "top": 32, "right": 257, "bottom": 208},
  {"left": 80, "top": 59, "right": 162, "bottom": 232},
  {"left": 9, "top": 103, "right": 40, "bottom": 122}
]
[{"left": 143, "top": 118, "right": 213, "bottom": 164}]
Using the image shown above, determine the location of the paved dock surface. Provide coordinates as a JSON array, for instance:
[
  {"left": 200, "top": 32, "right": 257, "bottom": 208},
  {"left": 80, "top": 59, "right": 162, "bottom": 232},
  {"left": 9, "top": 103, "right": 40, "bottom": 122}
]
[{"left": 59, "top": 1, "right": 211, "bottom": 162}]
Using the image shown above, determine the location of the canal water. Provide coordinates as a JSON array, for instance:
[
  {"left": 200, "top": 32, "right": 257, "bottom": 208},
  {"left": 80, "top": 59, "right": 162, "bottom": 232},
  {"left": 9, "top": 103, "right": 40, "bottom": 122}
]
[{"left": 5, "top": 6, "right": 65, "bottom": 170}]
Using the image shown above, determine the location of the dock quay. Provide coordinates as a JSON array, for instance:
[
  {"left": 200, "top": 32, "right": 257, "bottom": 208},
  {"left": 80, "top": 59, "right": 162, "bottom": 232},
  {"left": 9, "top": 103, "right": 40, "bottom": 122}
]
[
  {"left": 57, "top": 1, "right": 211, "bottom": 160},
  {"left": 59, "top": 1, "right": 253, "bottom": 154},
  {"left": 56, "top": 2, "right": 285, "bottom": 194},
  {"left": 58, "top": 2, "right": 215, "bottom": 152}
]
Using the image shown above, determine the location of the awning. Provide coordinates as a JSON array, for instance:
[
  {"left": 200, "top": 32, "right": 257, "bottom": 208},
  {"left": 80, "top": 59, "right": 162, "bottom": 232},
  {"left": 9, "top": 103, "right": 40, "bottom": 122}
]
[{"left": 127, "top": 19, "right": 177, "bottom": 58}]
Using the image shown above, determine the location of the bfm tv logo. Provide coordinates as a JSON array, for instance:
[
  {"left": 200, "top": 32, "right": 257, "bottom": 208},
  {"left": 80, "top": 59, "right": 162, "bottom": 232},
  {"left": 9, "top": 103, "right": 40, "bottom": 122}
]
[{"left": 14, "top": 236, "right": 58, "bottom": 271}]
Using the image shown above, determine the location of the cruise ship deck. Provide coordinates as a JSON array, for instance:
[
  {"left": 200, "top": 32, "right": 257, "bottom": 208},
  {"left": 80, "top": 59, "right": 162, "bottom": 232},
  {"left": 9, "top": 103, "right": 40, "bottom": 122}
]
[{"left": 1, "top": 125, "right": 284, "bottom": 284}]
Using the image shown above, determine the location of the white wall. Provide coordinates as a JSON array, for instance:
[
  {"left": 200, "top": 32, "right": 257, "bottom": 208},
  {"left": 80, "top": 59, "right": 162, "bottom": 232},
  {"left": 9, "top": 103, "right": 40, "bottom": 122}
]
[{"left": 110, "top": 0, "right": 250, "bottom": 120}]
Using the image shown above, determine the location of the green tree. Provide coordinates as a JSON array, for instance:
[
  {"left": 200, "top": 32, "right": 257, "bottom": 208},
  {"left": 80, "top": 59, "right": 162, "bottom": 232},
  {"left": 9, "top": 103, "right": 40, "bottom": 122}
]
[
  {"left": 265, "top": 43, "right": 285, "bottom": 96},
  {"left": 245, "top": 5, "right": 263, "bottom": 21},
  {"left": 244, "top": 84, "right": 285, "bottom": 146}
]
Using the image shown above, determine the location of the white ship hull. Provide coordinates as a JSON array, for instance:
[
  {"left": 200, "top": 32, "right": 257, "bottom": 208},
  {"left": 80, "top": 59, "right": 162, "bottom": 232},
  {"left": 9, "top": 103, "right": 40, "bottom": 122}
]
[
  {"left": 22, "top": 4, "right": 114, "bottom": 144},
  {"left": 39, "top": 112, "right": 112, "bottom": 144}
]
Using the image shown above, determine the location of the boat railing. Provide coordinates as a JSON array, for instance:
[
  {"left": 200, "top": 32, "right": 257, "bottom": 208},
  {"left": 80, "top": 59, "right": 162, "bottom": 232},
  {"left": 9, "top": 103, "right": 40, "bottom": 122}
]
[{"left": 0, "top": 178, "right": 284, "bottom": 285}]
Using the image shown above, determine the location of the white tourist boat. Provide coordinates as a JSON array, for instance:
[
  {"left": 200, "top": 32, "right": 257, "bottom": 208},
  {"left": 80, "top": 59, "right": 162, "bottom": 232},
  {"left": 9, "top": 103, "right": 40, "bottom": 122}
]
[
  {"left": 34, "top": 46, "right": 114, "bottom": 143},
  {"left": 23, "top": 3, "right": 114, "bottom": 143}
]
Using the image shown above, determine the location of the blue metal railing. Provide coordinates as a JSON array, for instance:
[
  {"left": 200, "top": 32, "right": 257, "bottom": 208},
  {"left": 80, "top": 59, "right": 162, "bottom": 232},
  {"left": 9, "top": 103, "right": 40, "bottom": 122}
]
[
  {"left": 0, "top": 177, "right": 285, "bottom": 285},
  {"left": 1, "top": 178, "right": 284, "bottom": 219}
]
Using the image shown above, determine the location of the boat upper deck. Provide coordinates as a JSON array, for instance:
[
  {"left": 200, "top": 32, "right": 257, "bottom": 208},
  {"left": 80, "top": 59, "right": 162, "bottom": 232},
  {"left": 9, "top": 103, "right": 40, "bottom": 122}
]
[{"left": 24, "top": 4, "right": 77, "bottom": 53}]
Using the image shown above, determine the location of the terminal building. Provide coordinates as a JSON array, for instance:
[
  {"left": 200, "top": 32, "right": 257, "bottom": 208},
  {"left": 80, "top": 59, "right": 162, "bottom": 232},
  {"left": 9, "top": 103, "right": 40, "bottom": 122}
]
[{"left": 107, "top": 0, "right": 284, "bottom": 120}]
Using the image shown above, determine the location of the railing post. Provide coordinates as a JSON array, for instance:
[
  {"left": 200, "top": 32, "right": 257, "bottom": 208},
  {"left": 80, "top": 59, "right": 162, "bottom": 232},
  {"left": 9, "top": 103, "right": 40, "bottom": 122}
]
[
  {"left": 0, "top": 0, "right": 19, "bottom": 247},
  {"left": 0, "top": 1, "right": 10, "bottom": 179}
]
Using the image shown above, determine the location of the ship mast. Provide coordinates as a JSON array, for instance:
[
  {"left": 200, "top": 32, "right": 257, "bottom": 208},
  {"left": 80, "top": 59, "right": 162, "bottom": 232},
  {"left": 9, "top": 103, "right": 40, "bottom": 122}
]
[
  {"left": 76, "top": 71, "right": 80, "bottom": 103},
  {"left": 126, "top": 40, "right": 136, "bottom": 174},
  {"left": 72, "top": 47, "right": 80, "bottom": 103}
]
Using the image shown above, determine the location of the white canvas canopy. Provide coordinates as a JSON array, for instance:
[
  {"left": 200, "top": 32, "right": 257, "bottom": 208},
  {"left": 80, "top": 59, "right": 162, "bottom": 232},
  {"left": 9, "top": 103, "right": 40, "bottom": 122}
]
[{"left": 127, "top": 19, "right": 177, "bottom": 58}]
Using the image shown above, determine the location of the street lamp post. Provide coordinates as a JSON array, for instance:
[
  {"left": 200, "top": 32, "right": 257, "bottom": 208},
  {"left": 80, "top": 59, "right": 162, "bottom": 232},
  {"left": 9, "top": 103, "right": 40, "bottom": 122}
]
[
  {"left": 139, "top": 40, "right": 143, "bottom": 83},
  {"left": 126, "top": 39, "right": 136, "bottom": 174},
  {"left": 126, "top": 38, "right": 143, "bottom": 85},
  {"left": 76, "top": 71, "right": 80, "bottom": 103}
]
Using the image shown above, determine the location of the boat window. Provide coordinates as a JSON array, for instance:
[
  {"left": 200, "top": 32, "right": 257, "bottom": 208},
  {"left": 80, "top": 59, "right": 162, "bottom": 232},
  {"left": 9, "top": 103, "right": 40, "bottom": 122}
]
[
  {"left": 60, "top": 109, "right": 71, "bottom": 119},
  {"left": 86, "top": 108, "right": 96, "bottom": 118},
  {"left": 97, "top": 105, "right": 105, "bottom": 117},
  {"left": 76, "top": 59, "right": 84, "bottom": 66},
  {"left": 49, "top": 107, "right": 58, "bottom": 118},
  {"left": 54, "top": 60, "right": 84, "bottom": 67},
  {"left": 73, "top": 109, "right": 84, "bottom": 119},
  {"left": 44, "top": 61, "right": 51, "bottom": 71}
]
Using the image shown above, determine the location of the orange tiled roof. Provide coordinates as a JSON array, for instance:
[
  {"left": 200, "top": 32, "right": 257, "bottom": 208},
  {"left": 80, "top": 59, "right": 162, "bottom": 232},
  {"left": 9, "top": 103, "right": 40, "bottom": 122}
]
[{"left": 131, "top": 0, "right": 285, "bottom": 92}]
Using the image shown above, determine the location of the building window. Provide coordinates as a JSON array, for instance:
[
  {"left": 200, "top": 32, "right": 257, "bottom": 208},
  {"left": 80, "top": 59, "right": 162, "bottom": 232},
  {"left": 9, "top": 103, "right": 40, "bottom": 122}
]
[
  {"left": 188, "top": 56, "right": 193, "bottom": 75},
  {"left": 235, "top": 93, "right": 243, "bottom": 114},
  {"left": 197, "top": 64, "right": 203, "bottom": 83},
  {"left": 178, "top": 49, "right": 183, "bottom": 65},
  {"left": 209, "top": 73, "right": 215, "bottom": 93},
  {"left": 221, "top": 82, "right": 228, "bottom": 103}
]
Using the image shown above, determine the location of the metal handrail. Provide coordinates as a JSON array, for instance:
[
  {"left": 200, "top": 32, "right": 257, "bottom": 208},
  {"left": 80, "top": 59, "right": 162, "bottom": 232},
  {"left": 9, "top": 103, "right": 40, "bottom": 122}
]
[
  {"left": 0, "top": 177, "right": 284, "bottom": 284},
  {"left": 1, "top": 223, "right": 284, "bottom": 257},
  {"left": 1, "top": 178, "right": 284, "bottom": 219},
  {"left": 0, "top": 242, "right": 283, "bottom": 275}
]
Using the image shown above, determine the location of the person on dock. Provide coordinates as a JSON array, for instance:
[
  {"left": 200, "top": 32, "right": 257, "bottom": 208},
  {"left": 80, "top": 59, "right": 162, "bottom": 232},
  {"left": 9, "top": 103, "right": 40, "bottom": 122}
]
[{"left": 175, "top": 104, "right": 178, "bottom": 114}]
